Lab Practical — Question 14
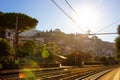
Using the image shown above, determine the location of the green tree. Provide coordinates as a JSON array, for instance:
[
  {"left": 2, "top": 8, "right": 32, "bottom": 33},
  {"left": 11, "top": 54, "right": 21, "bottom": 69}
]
[
  {"left": 41, "top": 49, "right": 50, "bottom": 59},
  {"left": 16, "top": 40, "right": 37, "bottom": 57},
  {"left": 23, "top": 40, "right": 37, "bottom": 56},
  {"left": 0, "top": 38, "right": 14, "bottom": 56},
  {"left": 0, "top": 11, "right": 3, "bottom": 15},
  {"left": 117, "top": 25, "right": 120, "bottom": 35},
  {"left": 0, "top": 12, "right": 38, "bottom": 48},
  {"left": 37, "top": 43, "right": 44, "bottom": 55},
  {"left": 16, "top": 47, "right": 27, "bottom": 58},
  {"left": 0, "top": 12, "right": 38, "bottom": 32},
  {"left": 115, "top": 25, "right": 120, "bottom": 63},
  {"left": 16, "top": 40, "right": 37, "bottom": 68},
  {"left": 115, "top": 37, "right": 120, "bottom": 63},
  {"left": 0, "top": 38, "right": 15, "bottom": 69},
  {"left": 39, "top": 44, "right": 53, "bottom": 67},
  {"left": 115, "top": 37, "right": 120, "bottom": 52}
]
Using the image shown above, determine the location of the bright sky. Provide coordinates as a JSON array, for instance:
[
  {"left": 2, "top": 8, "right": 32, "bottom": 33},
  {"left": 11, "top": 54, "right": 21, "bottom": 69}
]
[{"left": 0, "top": 0, "right": 120, "bottom": 42}]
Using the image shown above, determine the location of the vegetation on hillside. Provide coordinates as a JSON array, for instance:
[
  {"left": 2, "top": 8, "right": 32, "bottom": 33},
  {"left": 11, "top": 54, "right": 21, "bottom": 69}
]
[{"left": 0, "top": 11, "right": 117, "bottom": 69}]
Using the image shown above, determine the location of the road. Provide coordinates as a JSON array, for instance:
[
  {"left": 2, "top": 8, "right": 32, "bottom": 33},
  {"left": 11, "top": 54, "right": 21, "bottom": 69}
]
[{"left": 99, "top": 68, "right": 120, "bottom": 80}]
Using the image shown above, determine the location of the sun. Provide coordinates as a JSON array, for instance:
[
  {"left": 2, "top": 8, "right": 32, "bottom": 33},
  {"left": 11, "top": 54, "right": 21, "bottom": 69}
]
[
  {"left": 80, "top": 7, "right": 99, "bottom": 25},
  {"left": 72, "top": 5, "right": 101, "bottom": 32}
]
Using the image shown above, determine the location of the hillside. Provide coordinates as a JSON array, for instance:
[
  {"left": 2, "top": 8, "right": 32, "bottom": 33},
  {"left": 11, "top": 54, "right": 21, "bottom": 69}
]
[{"left": 20, "top": 29, "right": 115, "bottom": 57}]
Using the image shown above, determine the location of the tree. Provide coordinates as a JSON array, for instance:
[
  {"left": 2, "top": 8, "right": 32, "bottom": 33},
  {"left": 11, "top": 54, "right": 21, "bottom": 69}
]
[
  {"left": 0, "top": 11, "right": 5, "bottom": 38},
  {"left": 16, "top": 40, "right": 37, "bottom": 58},
  {"left": 16, "top": 47, "right": 28, "bottom": 58},
  {"left": 0, "top": 11, "right": 3, "bottom": 15},
  {"left": 115, "top": 37, "right": 120, "bottom": 52},
  {"left": 0, "top": 38, "right": 15, "bottom": 69},
  {"left": 0, "top": 12, "right": 38, "bottom": 48},
  {"left": 41, "top": 49, "right": 53, "bottom": 65},
  {"left": 0, "top": 12, "right": 38, "bottom": 32},
  {"left": 115, "top": 25, "right": 120, "bottom": 63},
  {"left": 16, "top": 40, "right": 37, "bottom": 68},
  {"left": 0, "top": 38, "right": 15, "bottom": 56},
  {"left": 117, "top": 25, "right": 120, "bottom": 35},
  {"left": 115, "top": 37, "right": 120, "bottom": 63}
]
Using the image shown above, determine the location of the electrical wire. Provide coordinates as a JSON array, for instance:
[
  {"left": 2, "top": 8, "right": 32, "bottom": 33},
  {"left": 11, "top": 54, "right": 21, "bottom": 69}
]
[
  {"left": 51, "top": 0, "right": 118, "bottom": 35},
  {"left": 64, "top": 0, "right": 94, "bottom": 33},
  {"left": 86, "top": 32, "right": 117, "bottom": 35},
  {"left": 50, "top": 0, "right": 86, "bottom": 33},
  {"left": 64, "top": 0, "right": 79, "bottom": 16},
  {"left": 64, "top": 0, "right": 120, "bottom": 35},
  {"left": 95, "top": 19, "right": 120, "bottom": 33}
]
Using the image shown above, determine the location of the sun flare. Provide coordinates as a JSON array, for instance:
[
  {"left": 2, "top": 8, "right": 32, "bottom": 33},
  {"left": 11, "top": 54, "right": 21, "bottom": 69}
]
[{"left": 72, "top": 5, "right": 101, "bottom": 31}]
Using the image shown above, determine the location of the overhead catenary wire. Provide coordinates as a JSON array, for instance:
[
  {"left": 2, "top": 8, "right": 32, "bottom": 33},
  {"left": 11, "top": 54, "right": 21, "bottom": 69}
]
[
  {"left": 64, "top": 0, "right": 79, "bottom": 16},
  {"left": 51, "top": 0, "right": 118, "bottom": 36},
  {"left": 64, "top": 0, "right": 120, "bottom": 35},
  {"left": 95, "top": 19, "right": 120, "bottom": 33},
  {"left": 64, "top": 0, "right": 94, "bottom": 33},
  {"left": 86, "top": 32, "right": 117, "bottom": 35},
  {"left": 50, "top": 0, "right": 86, "bottom": 33}
]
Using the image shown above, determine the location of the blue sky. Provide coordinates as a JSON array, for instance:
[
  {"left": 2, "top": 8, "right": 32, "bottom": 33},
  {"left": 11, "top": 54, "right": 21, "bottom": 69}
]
[{"left": 0, "top": 0, "right": 120, "bottom": 42}]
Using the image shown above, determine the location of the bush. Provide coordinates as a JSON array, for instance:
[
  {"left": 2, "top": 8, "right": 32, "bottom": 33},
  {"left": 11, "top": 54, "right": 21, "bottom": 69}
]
[
  {"left": 0, "top": 38, "right": 15, "bottom": 69},
  {"left": 0, "top": 38, "right": 14, "bottom": 56}
]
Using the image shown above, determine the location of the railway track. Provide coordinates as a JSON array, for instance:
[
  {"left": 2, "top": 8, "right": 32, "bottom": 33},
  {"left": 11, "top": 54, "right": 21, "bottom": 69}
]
[
  {"left": 80, "top": 68, "right": 112, "bottom": 80},
  {"left": 0, "top": 66, "right": 72, "bottom": 80},
  {"left": 0, "top": 65, "right": 118, "bottom": 80},
  {"left": 41, "top": 66, "right": 117, "bottom": 80}
]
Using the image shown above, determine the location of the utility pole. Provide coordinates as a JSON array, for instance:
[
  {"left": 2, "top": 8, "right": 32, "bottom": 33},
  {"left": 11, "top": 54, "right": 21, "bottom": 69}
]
[
  {"left": 74, "top": 36, "right": 77, "bottom": 66},
  {"left": 14, "top": 16, "right": 18, "bottom": 53}
]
